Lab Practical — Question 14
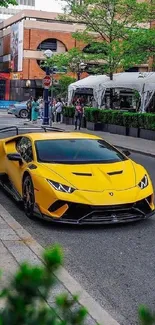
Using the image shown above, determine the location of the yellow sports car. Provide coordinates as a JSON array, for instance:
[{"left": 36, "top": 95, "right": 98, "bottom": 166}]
[{"left": 0, "top": 126, "right": 154, "bottom": 224}]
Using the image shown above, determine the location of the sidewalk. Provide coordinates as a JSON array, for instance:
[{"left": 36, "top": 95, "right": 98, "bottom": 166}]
[
  {"left": 0, "top": 203, "right": 119, "bottom": 325},
  {"left": 50, "top": 123, "right": 155, "bottom": 157}
]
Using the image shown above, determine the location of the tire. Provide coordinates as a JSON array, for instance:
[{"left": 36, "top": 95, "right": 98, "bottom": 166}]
[
  {"left": 19, "top": 109, "right": 28, "bottom": 118},
  {"left": 22, "top": 175, "right": 35, "bottom": 219}
]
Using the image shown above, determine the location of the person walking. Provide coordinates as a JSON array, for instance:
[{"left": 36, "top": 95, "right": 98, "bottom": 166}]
[
  {"left": 31, "top": 98, "right": 39, "bottom": 123},
  {"left": 39, "top": 98, "right": 44, "bottom": 120},
  {"left": 26, "top": 96, "right": 33, "bottom": 121},
  {"left": 74, "top": 101, "right": 83, "bottom": 130},
  {"left": 55, "top": 98, "right": 63, "bottom": 123}
]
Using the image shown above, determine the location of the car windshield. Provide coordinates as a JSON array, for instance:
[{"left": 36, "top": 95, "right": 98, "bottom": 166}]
[{"left": 35, "top": 139, "right": 127, "bottom": 164}]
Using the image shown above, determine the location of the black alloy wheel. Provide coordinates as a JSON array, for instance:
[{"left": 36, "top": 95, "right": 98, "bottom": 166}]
[{"left": 23, "top": 175, "right": 35, "bottom": 219}]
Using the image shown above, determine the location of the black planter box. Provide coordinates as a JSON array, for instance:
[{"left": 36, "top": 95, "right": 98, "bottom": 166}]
[
  {"left": 108, "top": 124, "right": 127, "bottom": 135},
  {"left": 127, "top": 127, "right": 139, "bottom": 138},
  {"left": 63, "top": 116, "right": 66, "bottom": 124},
  {"left": 139, "top": 129, "right": 155, "bottom": 141},
  {"left": 65, "top": 117, "right": 70, "bottom": 125},
  {"left": 86, "top": 121, "right": 103, "bottom": 131},
  {"left": 81, "top": 116, "right": 86, "bottom": 128},
  {"left": 68, "top": 117, "right": 74, "bottom": 125},
  {"left": 102, "top": 124, "right": 109, "bottom": 132}
]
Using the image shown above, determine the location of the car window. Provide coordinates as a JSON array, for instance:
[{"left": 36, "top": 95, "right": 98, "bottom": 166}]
[
  {"left": 16, "top": 137, "right": 33, "bottom": 163},
  {"left": 35, "top": 139, "right": 127, "bottom": 164}
]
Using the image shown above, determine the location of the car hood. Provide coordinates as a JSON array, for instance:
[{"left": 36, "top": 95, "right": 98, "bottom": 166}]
[{"left": 41, "top": 160, "right": 137, "bottom": 192}]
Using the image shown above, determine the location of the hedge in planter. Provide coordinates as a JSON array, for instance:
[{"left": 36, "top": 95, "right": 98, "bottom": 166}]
[
  {"left": 123, "top": 112, "right": 140, "bottom": 137},
  {"left": 63, "top": 106, "right": 75, "bottom": 125},
  {"left": 85, "top": 107, "right": 103, "bottom": 131},
  {"left": 138, "top": 113, "right": 155, "bottom": 140},
  {"left": 108, "top": 111, "right": 126, "bottom": 135}
]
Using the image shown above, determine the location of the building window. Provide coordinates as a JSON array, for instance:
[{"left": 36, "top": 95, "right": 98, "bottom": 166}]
[{"left": 37, "top": 39, "right": 57, "bottom": 52}]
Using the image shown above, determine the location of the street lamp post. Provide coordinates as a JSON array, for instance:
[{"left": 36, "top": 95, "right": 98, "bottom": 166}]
[
  {"left": 43, "top": 49, "right": 53, "bottom": 125},
  {"left": 77, "top": 62, "right": 87, "bottom": 80},
  {"left": 50, "top": 66, "right": 54, "bottom": 127}
]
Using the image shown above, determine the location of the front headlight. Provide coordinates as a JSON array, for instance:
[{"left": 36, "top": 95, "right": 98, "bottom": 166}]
[
  {"left": 138, "top": 175, "right": 149, "bottom": 189},
  {"left": 47, "top": 180, "right": 75, "bottom": 193}
]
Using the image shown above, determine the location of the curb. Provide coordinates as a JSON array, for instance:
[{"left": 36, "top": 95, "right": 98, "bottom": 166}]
[
  {"left": 0, "top": 204, "right": 120, "bottom": 325},
  {"left": 116, "top": 146, "right": 155, "bottom": 158}
]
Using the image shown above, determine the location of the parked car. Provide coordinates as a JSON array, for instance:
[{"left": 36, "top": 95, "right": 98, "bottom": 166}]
[{"left": 8, "top": 101, "right": 28, "bottom": 118}]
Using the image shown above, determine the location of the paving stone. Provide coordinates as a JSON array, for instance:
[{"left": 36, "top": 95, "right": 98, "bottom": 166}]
[
  {"left": 47, "top": 282, "right": 71, "bottom": 304},
  {"left": 2, "top": 240, "right": 42, "bottom": 266},
  {"left": 0, "top": 228, "right": 19, "bottom": 240},
  {"left": 0, "top": 241, "right": 18, "bottom": 287}
]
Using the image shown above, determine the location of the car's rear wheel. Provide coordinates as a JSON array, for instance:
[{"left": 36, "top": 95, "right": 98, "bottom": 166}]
[
  {"left": 22, "top": 175, "right": 35, "bottom": 219},
  {"left": 19, "top": 109, "right": 28, "bottom": 118}
]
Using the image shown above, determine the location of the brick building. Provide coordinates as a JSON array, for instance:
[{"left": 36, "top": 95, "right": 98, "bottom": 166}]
[
  {"left": 0, "top": 10, "right": 87, "bottom": 101},
  {"left": 0, "top": 9, "right": 152, "bottom": 101}
]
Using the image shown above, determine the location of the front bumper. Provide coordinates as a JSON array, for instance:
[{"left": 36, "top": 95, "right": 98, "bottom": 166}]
[{"left": 43, "top": 195, "right": 155, "bottom": 224}]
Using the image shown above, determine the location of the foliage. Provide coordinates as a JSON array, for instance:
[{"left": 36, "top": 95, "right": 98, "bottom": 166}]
[
  {"left": 59, "top": 75, "right": 76, "bottom": 98},
  {"left": 84, "top": 107, "right": 102, "bottom": 123},
  {"left": 60, "top": 0, "right": 155, "bottom": 79},
  {"left": 138, "top": 113, "right": 155, "bottom": 131},
  {"left": 0, "top": 245, "right": 88, "bottom": 325},
  {"left": 44, "top": 48, "right": 88, "bottom": 78},
  {"left": 0, "top": 0, "right": 17, "bottom": 6},
  {"left": 63, "top": 106, "right": 75, "bottom": 117},
  {"left": 123, "top": 112, "right": 140, "bottom": 128},
  {"left": 139, "top": 305, "right": 155, "bottom": 325}
]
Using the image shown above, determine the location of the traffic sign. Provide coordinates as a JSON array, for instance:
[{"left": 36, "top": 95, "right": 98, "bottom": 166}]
[{"left": 43, "top": 75, "right": 51, "bottom": 89}]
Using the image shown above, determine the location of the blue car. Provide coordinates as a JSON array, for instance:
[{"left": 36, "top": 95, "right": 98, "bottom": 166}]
[{"left": 7, "top": 101, "right": 28, "bottom": 118}]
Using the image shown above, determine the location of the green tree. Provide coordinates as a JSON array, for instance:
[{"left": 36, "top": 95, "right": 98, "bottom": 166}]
[
  {"left": 61, "top": 0, "right": 155, "bottom": 78},
  {"left": 60, "top": 0, "right": 155, "bottom": 106},
  {"left": 59, "top": 75, "right": 76, "bottom": 98},
  {"left": 0, "top": 245, "right": 88, "bottom": 325},
  {"left": 44, "top": 48, "right": 88, "bottom": 80},
  {"left": 0, "top": 0, "right": 17, "bottom": 6}
]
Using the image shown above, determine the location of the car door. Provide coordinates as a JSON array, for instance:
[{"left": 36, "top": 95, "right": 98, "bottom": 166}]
[{"left": 6, "top": 136, "right": 34, "bottom": 194}]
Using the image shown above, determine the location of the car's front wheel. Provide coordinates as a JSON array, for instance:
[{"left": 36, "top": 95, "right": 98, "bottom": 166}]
[
  {"left": 19, "top": 109, "right": 28, "bottom": 118},
  {"left": 22, "top": 175, "right": 35, "bottom": 219}
]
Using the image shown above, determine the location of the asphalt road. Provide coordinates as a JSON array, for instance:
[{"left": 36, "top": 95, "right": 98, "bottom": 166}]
[{"left": 0, "top": 114, "right": 155, "bottom": 324}]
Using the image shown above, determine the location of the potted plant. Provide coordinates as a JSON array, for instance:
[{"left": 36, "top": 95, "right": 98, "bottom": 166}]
[
  {"left": 123, "top": 112, "right": 140, "bottom": 137},
  {"left": 85, "top": 107, "right": 103, "bottom": 131},
  {"left": 108, "top": 110, "right": 126, "bottom": 135},
  {"left": 100, "top": 109, "right": 112, "bottom": 132},
  {"left": 63, "top": 106, "right": 74, "bottom": 125},
  {"left": 139, "top": 113, "right": 155, "bottom": 141}
]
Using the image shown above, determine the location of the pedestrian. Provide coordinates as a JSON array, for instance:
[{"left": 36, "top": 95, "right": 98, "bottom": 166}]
[
  {"left": 74, "top": 101, "right": 83, "bottom": 130},
  {"left": 39, "top": 99, "right": 44, "bottom": 119},
  {"left": 26, "top": 96, "right": 33, "bottom": 121},
  {"left": 31, "top": 98, "right": 39, "bottom": 123},
  {"left": 55, "top": 98, "right": 63, "bottom": 123}
]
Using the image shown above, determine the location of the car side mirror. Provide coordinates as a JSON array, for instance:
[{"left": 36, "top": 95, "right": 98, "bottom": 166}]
[
  {"left": 122, "top": 150, "right": 131, "bottom": 157},
  {"left": 7, "top": 153, "right": 23, "bottom": 164}
]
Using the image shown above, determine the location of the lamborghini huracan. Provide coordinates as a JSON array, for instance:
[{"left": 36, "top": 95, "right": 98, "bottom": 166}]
[{"left": 0, "top": 126, "right": 154, "bottom": 224}]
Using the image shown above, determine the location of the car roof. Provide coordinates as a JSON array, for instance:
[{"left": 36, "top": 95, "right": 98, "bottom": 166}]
[{"left": 26, "top": 132, "right": 101, "bottom": 141}]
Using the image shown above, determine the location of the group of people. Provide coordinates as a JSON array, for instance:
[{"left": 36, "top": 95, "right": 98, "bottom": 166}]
[
  {"left": 26, "top": 97, "right": 64, "bottom": 123},
  {"left": 26, "top": 95, "right": 84, "bottom": 130}
]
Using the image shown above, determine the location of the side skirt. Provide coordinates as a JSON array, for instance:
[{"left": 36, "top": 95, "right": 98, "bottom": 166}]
[{"left": 0, "top": 173, "right": 22, "bottom": 202}]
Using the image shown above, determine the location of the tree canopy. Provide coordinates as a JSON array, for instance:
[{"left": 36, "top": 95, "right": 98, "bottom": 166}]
[
  {"left": 0, "top": 0, "right": 17, "bottom": 7},
  {"left": 59, "top": 0, "right": 155, "bottom": 79}
]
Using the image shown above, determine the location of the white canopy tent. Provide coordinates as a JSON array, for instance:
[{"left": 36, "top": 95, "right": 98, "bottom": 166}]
[
  {"left": 68, "top": 75, "right": 110, "bottom": 107},
  {"left": 68, "top": 72, "right": 155, "bottom": 111}
]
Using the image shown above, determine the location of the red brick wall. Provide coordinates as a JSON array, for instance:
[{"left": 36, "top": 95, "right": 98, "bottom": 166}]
[
  {"left": 2, "top": 27, "right": 87, "bottom": 79},
  {"left": 23, "top": 28, "right": 86, "bottom": 80},
  {"left": 3, "top": 35, "right": 10, "bottom": 55}
]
